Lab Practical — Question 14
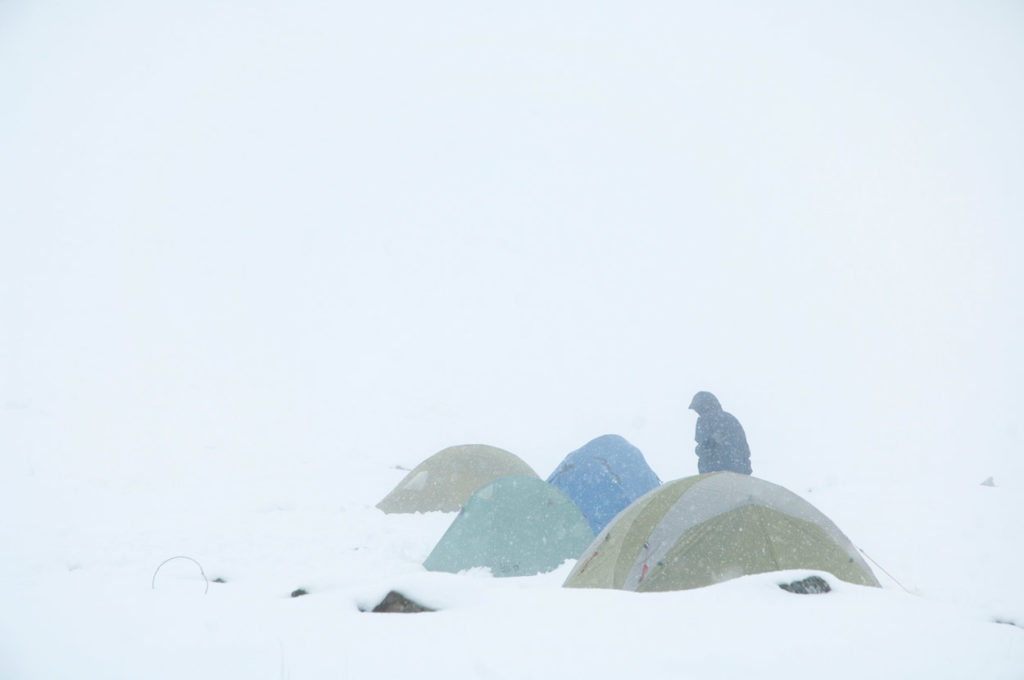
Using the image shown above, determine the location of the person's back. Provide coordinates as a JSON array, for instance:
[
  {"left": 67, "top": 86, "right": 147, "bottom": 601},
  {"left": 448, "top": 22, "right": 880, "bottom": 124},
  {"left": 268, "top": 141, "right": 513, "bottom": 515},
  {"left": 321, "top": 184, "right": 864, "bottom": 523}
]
[{"left": 689, "top": 391, "right": 752, "bottom": 475}]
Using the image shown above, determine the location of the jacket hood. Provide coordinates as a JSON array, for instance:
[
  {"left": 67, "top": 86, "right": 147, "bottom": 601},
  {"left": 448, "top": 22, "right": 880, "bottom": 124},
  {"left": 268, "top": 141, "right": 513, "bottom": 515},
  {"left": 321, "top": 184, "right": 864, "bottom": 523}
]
[{"left": 689, "top": 391, "right": 723, "bottom": 415}]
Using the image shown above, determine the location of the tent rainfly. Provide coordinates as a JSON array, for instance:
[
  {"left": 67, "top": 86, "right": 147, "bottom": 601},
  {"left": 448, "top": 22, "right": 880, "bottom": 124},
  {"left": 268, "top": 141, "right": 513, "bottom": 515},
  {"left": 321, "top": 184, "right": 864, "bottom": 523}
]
[
  {"left": 547, "top": 434, "right": 661, "bottom": 534},
  {"left": 423, "top": 476, "right": 594, "bottom": 577},
  {"left": 377, "top": 444, "right": 538, "bottom": 514},
  {"left": 564, "top": 472, "right": 879, "bottom": 592}
]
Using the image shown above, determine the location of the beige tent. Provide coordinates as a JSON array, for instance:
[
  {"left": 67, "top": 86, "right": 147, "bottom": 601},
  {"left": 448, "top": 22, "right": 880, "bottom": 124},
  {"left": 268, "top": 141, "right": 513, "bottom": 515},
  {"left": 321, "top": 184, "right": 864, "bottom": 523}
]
[
  {"left": 376, "top": 444, "right": 538, "bottom": 513},
  {"left": 564, "top": 472, "right": 879, "bottom": 591}
]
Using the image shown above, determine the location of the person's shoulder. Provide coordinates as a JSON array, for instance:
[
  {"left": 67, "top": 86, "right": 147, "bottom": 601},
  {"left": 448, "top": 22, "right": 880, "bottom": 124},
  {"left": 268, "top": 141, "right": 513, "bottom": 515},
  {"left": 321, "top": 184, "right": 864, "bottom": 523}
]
[{"left": 721, "top": 411, "right": 745, "bottom": 428}]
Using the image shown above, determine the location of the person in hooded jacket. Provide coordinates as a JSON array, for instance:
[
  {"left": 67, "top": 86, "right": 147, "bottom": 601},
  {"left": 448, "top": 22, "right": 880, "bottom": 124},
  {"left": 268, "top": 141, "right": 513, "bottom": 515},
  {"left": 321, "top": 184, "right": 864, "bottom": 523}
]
[{"left": 689, "top": 391, "right": 752, "bottom": 475}]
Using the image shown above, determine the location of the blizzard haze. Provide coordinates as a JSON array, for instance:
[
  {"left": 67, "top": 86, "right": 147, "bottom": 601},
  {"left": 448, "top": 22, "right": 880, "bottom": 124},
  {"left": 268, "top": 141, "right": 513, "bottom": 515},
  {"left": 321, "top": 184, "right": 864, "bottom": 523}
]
[
  {"left": 2, "top": 2, "right": 1024, "bottom": 678},
  {"left": 3, "top": 1, "right": 1022, "bottom": 488}
]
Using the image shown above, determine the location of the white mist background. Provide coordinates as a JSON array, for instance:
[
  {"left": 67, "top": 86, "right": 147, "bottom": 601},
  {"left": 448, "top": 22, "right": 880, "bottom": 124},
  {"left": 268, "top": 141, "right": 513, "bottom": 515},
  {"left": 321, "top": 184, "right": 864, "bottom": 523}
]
[{"left": 2, "top": 0, "right": 1022, "bottom": 498}]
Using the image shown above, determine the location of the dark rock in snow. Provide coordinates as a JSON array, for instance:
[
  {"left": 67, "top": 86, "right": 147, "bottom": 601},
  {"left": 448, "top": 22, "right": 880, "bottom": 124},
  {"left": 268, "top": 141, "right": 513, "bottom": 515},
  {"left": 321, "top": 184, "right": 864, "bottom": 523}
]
[
  {"left": 290, "top": 588, "right": 309, "bottom": 598},
  {"left": 779, "top": 575, "right": 832, "bottom": 595},
  {"left": 369, "top": 590, "right": 434, "bottom": 613}
]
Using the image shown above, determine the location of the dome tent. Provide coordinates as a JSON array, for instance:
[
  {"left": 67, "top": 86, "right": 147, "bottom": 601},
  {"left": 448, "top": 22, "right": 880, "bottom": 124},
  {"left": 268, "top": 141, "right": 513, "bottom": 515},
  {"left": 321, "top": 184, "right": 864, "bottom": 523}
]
[
  {"left": 423, "top": 476, "right": 594, "bottom": 577},
  {"left": 377, "top": 444, "right": 538, "bottom": 514},
  {"left": 564, "top": 472, "right": 879, "bottom": 592},
  {"left": 547, "top": 434, "right": 661, "bottom": 534}
]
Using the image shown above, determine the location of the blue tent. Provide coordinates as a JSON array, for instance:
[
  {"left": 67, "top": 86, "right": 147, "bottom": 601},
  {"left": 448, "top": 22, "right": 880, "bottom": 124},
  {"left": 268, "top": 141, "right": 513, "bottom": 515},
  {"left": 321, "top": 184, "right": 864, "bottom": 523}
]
[{"left": 547, "top": 434, "right": 661, "bottom": 534}]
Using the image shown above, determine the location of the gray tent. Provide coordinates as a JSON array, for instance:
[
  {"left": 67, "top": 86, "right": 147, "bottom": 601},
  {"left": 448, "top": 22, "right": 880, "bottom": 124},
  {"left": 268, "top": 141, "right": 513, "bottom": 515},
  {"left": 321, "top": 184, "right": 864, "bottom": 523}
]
[
  {"left": 564, "top": 472, "right": 879, "bottom": 592},
  {"left": 377, "top": 444, "right": 538, "bottom": 513}
]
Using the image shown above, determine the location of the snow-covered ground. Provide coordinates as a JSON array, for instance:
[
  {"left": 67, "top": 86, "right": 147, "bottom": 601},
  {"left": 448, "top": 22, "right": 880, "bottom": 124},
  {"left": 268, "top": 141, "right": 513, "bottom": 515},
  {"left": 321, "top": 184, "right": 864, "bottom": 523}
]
[
  {"left": 1, "top": 461, "right": 1022, "bottom": 678},
  {"left": 2, "top": 1, "right": 1023, "bottom": 677}
]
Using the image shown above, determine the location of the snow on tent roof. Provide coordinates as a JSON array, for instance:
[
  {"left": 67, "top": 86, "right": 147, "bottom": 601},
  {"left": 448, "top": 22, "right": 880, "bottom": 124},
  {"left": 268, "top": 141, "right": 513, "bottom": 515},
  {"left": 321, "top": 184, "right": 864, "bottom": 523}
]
[
  {"left": 547, "top": 434, "right": 661, "bottom": 534},
  {"left": 376, "top": 444, "right": 538, "bottom": 514},
  {"left": 563, "top": 472, "right": 879, "bottom": 592},
  {"left": 423, "top": 476, "right": 594, "bottom": 577}
]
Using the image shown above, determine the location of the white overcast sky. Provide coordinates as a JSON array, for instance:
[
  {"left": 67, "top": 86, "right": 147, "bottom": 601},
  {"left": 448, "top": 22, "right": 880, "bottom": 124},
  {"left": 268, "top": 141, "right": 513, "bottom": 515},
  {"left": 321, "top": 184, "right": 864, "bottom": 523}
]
[{"left": 2, "top": 1, "right": 1022, "bottom": 487}]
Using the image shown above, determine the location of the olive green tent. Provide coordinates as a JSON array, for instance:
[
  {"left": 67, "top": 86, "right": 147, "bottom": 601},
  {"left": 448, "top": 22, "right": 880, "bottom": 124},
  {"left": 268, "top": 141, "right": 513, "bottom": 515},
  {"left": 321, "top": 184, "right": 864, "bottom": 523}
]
[
  {"left": 564, "top": 472, "right": 879, "bottom": 592},
  {"left": 423, "top": 476, "right": 594, "bottom": 577},
  {"left": 377, "top": 444, "right": 538, "bottom": 514}
]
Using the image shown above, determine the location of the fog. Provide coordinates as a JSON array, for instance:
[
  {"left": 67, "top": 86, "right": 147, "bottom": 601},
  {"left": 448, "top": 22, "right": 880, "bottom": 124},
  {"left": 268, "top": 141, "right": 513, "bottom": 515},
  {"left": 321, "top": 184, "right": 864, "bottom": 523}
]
[{"left": 3, "top": 1, "right": 1022, "bottom": 492}]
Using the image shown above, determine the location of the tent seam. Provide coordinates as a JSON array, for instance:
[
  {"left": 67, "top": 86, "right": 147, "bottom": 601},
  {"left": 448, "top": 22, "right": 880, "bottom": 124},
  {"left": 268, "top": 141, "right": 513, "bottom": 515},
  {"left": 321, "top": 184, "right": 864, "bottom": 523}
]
[{"left": 753, "top": 506, "right": 782, "bottom": 572}]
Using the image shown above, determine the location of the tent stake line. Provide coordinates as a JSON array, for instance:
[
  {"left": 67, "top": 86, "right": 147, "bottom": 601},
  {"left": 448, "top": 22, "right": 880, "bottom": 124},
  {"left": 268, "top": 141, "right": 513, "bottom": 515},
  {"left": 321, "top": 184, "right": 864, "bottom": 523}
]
[{"left": 858, "top": 548, "right": 911, "bottom": 593}]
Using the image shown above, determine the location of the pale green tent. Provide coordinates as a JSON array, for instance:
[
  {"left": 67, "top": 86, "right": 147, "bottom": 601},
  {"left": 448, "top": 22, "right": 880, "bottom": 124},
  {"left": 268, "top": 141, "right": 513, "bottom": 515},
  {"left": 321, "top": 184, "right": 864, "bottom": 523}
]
[
  {"left": 564, "top": 472, "right": 879, "bottom": 592},
  {"left": 423, "top": 476, "right": 594, "bottom": 577},
  {"left": 377, "top": 444, "right": 538, "bottom": 514}
]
